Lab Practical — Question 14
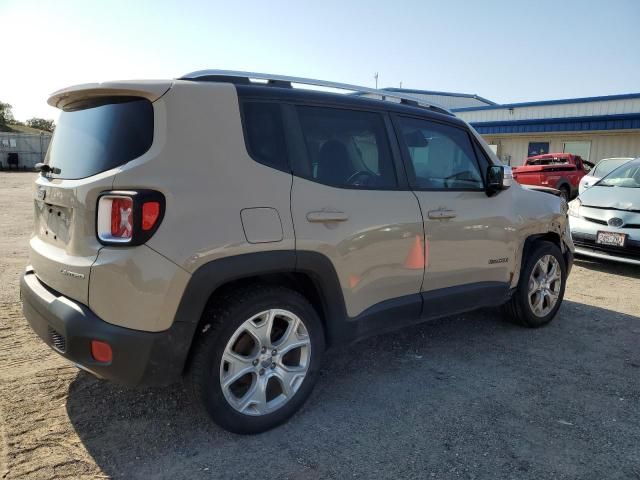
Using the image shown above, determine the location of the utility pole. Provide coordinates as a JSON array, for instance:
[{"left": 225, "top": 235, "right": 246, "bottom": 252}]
[{"left": 374, "top": 72, "right": 378, "bottom": 89}]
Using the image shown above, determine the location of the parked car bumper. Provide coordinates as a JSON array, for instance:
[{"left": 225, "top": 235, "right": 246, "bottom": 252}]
[
  {"left": 570, "top": 215, "right": 640, "bottom": 266},
  {"left": 20, "top": 267, "right": 195, "bottom": 386}
]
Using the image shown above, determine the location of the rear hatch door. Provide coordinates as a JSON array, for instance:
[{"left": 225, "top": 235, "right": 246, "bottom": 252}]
[{"left": 30, "top": 81, "right": 169, "bottom": 305}]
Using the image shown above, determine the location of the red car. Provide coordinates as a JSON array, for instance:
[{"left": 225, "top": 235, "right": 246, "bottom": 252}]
[{"left": 512, "top": 153, "right": 594, "bottom": 200}]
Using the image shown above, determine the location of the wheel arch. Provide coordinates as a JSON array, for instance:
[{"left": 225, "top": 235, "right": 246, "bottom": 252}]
[
  {"left": 555, "top": 179, "right": 572, "bottom": 197},
  {"left": 174, "top": 251, "right": 348, "bottom": 375},
  {"left": 512, "top": 231, "right": 565, "bottom": 288}
]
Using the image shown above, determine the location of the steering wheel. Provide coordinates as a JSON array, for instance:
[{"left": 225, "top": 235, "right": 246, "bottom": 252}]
[
  {"left": 346, "top": 170, "right": 376, "bottom": 186},
  {"left": 444, "top": 170, "right": 477, "bottom": 188}
]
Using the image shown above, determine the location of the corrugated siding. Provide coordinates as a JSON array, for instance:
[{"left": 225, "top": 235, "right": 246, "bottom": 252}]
[
  {"left": 484, "top": 132, "right": 640, "bottom": 166},
  {"left": 0, "top": 133, "right": 51, "bottom": 169},
  {"left": 457, "top": 98, "right": 640, "bottom": 123},
  {"left": 472, "top": 114, "right": 640, "bottom": 134}
]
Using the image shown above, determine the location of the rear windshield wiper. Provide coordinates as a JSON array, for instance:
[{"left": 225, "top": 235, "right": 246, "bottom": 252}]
[{"left": 35, "top": 163, "right": 61, "bottom": 175}]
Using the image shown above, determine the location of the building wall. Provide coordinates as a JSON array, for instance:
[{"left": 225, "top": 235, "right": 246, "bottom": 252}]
[
  {"left": 0, "top": 132, "right": 51, "bottom": 169},
  {"left": 455, "top": 97, "right": 640, "bottom": 122},
  {"left": 484, "top": 131, "right": 640, "bottom": 166}
]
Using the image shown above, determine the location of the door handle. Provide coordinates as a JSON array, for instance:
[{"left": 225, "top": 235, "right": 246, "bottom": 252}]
[
  {"left": 306, "top": 210, "right": 349, "bottom": 223},
  {"left": 427, "top": 209, "right": 457, "bottom": 219}
]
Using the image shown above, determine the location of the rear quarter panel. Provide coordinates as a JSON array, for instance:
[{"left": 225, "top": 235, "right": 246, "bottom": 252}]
[{"left": 111, "top": 81, "right": 296, "bottom": 272}]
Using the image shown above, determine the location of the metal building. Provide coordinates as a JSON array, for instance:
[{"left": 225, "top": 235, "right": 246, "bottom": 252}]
[
  {"left": 0, "top": 132, "right": 51, "bottom": 169},
  {"left": 452, "top": 93, "right": 640, "bottom": 166}
]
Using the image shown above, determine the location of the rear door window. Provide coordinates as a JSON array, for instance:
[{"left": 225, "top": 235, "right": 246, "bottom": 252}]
[
  {"left": 295, "top": 106, "right": 397, "bottom": 189},
  {"left": 46, "top": 97, "right": 153, "bottom": 179}
]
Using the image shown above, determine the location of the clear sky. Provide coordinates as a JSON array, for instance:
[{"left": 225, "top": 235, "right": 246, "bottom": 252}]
[{"left": 2, "top": 0, "right": 639, "bottom": 121}]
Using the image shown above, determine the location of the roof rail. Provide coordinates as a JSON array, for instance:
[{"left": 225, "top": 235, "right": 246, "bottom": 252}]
[{"left": 179, "top": 70, "right": 453, "bottom": 115}]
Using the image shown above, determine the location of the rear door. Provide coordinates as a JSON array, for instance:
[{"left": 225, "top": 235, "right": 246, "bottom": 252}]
[
  {"left": 288, "top": 105, "right": 424, "bottom": 319},
  {"left": 30, "top": 96, "right": 155, "bottom": 304},
  {"left": 392, "top": 115, "right": 516, "bottom": 295}
]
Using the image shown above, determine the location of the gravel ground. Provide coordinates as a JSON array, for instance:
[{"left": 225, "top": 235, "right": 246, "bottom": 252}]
[{"left": 0, "top": 172, "right": 639, "bottom": 479}]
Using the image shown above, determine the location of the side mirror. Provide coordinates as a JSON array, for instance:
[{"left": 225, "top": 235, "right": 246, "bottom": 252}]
[{"left": 486, "top": 165, "right": 512, "bottom": 196}]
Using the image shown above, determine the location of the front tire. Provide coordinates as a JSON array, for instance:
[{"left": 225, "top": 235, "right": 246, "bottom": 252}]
[
  {"left": 187, "top": 285, "right": 325, "bottom": 434},
  {"left": 504, "top": 241, "right": 567, "bottom": 327}
]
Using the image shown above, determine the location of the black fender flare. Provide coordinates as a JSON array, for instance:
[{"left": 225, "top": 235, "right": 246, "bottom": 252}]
[
  {"left": 173, "top": 250, "right": 348, "bottom": 328},
  {"left": 170, "top": 250, "right": 350, "bottom": 374}
]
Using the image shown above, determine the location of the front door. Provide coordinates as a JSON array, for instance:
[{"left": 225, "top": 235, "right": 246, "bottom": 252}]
[
  {"left": 289, "top": 105, "right": 424, "bottom": 319},
  {"left": 393, "top": 115, "right": 516, "bottom": 295}
]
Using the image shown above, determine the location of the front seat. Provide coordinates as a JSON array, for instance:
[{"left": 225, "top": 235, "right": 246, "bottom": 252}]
[{"left": 316, "top": 140, "right": 353, "bottom": 186}]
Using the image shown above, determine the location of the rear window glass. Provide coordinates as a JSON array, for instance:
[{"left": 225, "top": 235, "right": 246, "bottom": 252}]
[
  {"left": 526, "top": 156, "right": 570, "bottom": 166},
  {"left": 46, "top": 97, "right": 153, "bottom": 179}
]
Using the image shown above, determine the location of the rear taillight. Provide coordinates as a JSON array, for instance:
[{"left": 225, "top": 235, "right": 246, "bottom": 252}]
[
  {"left": 97, "top": 190, "right": 165, "bottom": 246},
  {"left": 110, "top": 197, "right": 134, "bottom": 239},
  {"left": 142, "top": 201, "right": 160, "bottom": 231}
]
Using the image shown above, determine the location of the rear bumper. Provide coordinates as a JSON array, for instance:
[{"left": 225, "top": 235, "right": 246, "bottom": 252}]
[{"left": 20, "top": 267, "right": 195, "bottom": 386}]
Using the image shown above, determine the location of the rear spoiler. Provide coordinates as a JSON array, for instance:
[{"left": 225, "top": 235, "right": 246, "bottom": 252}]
[{"left": 48, "top": 80, "right": 173, "bottom": 110}]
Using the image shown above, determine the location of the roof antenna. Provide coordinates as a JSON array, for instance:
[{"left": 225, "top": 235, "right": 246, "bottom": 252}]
[
  {"left": 399, "top": 81, "right": 403, "bottom": 88},
  {"left": 374, "top": 72, "right": 379, "bottom": 89}
]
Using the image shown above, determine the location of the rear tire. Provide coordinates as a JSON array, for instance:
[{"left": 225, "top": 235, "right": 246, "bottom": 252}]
[
  {"left": 187, "top": 285, "right": 325, "bottom": 434},
  {"left": 504, "top": 241, "right": 567, "bottom": 328},
  {"left": 559, "top": 185, "right": 570, "bottom": 201}
]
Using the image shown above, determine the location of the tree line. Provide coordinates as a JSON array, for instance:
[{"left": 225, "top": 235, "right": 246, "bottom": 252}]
[{"left": 0, "top": 101, "right": 55, "bottom": 132}]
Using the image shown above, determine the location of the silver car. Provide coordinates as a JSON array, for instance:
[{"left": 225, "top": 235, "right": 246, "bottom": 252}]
[{"left": 569, "top": 158, "right": 640, "bottom": 265}]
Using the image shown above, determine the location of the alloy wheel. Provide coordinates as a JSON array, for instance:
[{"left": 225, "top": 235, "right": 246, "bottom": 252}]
[
  {"left": 528, "top": 254, "right": 562, "bottom": 317},
  {"left": 220, "top": 309, "right": 311, "bottom": 416}
]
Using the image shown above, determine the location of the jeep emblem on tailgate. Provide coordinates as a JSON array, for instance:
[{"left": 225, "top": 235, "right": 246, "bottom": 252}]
[{"left": 60, "top": 269, "right": 85, "bottom": 279}]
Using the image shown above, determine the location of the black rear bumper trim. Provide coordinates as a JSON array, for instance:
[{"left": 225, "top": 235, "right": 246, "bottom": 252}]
[{"left": 20, "top": 268, "right": 195, "bottom": 386}]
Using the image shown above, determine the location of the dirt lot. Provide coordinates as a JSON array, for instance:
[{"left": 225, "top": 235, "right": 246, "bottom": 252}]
[{"left": 0, "top": 172, "right": 639, "bottom": 479}]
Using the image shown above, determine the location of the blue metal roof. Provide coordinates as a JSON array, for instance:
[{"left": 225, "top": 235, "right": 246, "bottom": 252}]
[
  {"left": 453, "top": 93, "right": 640, "bottom": 112},
  {"left": 381, "top": 88, "right": 496, "bottom": 105},
  {"left": 471, "top": 113, "right": 640, "bottom": 135}
]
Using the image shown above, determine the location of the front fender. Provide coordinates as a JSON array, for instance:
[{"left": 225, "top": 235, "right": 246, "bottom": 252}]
[{"left": 511, "top": 188, "right": 573, "bottom": 287}]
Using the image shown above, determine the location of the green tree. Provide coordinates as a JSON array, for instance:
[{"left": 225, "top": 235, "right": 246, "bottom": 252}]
[
  {"left": 0, "top": 101, "right": 14, "bottom": 125},
  {"left": 26, "top": 118, "right": 55, "bottom": 132}
]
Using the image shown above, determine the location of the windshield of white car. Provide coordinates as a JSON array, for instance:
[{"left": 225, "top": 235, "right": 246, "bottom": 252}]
[
  {"left": 597, "top": 161, "right": 640, "bottom": 188},
  {"left": 593, "top": 159, "right": 631, "bottom": 178}
]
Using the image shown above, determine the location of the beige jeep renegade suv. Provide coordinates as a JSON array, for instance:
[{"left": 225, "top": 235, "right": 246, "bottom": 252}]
[{"left": 21, "top": 71, "right": 573, "bottom": 434}]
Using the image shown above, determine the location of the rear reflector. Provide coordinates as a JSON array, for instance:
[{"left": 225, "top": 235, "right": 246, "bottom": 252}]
[
  {"left": 142, "top": 201, "right": 161, "bottom": 231},
  {"left": 91, "top": 340, "right": 113, "bottom": 363}
]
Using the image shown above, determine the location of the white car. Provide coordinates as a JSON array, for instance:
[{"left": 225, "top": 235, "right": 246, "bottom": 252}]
[
  {"left": 579, "top": 157, "right": 634, "bottom": 195},
  {"left": 569, "top": 158, "right": 640, "bottom": 265}
]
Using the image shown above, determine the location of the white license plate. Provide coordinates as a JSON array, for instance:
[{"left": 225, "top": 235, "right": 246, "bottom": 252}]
[{"left": 596, "top": 231, "right": 627, "bottom": 247}]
